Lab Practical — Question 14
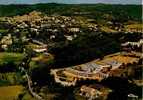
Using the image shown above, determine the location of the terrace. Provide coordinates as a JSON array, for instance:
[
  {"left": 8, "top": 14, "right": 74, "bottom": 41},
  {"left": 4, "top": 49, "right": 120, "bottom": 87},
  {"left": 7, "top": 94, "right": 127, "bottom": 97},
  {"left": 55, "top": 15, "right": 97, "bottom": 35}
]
[{"left": 51, "top": 52, "right": 140, "bottom": 86}]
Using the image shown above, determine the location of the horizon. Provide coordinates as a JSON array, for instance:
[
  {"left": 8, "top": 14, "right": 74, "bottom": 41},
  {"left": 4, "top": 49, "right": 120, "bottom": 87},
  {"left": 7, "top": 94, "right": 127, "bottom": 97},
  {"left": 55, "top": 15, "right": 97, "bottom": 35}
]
[
  {"left": 0, "top": 0, "right": 141, "bottom": 5},
  {"left": 0, "top": 3, "right": 142, "bottom": 6}
]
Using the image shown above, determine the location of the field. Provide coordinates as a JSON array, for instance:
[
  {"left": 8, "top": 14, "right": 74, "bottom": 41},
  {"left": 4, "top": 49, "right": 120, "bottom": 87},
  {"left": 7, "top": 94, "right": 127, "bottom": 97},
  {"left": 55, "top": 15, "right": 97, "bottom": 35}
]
[
  {"left": 0, "top": 29, "right": 8, "bottom": 33},
  {"left": 0, "top": 52, "right": 24, "bottom": 64},
  {"left": 102, "top": 54, "right": 139, "bottom": 64},
  {"left": 125, "top": 24, "right": 143, "bottom": 29},
  {"left": 30, "top": 53, "right": 54, "bottom": 70},
  {"left": 0, "top": 85, "right": 23, "bottom": 100}
]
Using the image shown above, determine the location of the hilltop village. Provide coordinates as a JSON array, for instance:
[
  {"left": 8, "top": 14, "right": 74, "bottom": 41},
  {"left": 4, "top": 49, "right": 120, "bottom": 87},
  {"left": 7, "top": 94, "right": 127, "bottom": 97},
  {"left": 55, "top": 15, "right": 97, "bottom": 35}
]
[
  {"left": 0, "top": 11, "right": 142, "bottom": 53},
  {"left": 0, "top": 5, "right": 142, "bottom": 100}
]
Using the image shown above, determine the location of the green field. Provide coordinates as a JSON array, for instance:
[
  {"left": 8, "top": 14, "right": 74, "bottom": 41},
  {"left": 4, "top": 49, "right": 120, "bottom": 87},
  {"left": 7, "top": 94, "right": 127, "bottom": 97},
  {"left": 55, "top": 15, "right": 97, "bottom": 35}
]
[
  {"left": 0, "top": 29, "right": 8, "bottom": 33},
  {"left": 0, "top": 52, "right": 24, "bottom": 65}
]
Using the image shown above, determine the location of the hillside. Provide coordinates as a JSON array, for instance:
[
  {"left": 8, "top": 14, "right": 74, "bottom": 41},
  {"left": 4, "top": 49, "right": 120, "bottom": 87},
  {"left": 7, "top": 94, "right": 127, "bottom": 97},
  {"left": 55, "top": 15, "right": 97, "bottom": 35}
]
[
  {"left": 0, "top": 3, "right": 142, "bottom": 100},
  {"left": 0, "top": 3, "right": 142, "bottom": 22}
]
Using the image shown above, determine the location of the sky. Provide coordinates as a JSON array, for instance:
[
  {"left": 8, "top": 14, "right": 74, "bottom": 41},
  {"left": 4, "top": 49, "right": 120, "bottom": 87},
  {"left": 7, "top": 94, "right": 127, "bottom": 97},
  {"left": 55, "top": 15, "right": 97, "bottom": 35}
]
[{"left": 0, "top": 0, "right": 141, "bottom": 5}]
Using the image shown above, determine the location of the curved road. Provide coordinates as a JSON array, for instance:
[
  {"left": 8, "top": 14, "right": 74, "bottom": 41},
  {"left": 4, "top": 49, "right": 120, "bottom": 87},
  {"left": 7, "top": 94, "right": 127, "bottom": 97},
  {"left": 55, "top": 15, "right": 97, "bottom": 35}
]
[{"left": 19, "top": 55, "right": 44, "bottom": 100}]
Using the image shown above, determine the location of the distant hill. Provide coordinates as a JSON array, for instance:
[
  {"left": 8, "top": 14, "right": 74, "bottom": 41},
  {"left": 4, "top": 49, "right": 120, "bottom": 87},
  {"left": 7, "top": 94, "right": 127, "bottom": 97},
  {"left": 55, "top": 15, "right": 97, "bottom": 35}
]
[{"left": 0, "top": 3, "right": 142, "bottom": 21}]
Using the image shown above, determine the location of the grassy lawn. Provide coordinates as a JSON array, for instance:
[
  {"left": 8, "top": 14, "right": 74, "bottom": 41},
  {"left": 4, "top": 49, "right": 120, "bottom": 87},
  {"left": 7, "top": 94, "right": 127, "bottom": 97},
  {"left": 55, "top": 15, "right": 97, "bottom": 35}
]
[
  {"left": 0, "top": 52, "right": 24, "bottom": 65},
  {"left": 30, "top": 53, "right": 54, "bottom": 70},
  {"left": 0, "top": 72, "right": 25, "bottom": 86},
  {"left": 0, "top": 85, "right": 24, "bottom": 100},
  {"left": 22, "top": 92, "right": 36, "bottom": 100},
  {"left": 0, "top": 29, "right": 8, "bottom": 33}
]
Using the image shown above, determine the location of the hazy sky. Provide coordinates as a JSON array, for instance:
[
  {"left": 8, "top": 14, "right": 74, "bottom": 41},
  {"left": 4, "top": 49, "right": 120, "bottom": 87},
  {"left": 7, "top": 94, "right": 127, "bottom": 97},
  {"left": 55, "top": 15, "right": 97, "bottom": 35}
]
[{"left": 0, "top": 0, "right": 141, "bottom": 4}]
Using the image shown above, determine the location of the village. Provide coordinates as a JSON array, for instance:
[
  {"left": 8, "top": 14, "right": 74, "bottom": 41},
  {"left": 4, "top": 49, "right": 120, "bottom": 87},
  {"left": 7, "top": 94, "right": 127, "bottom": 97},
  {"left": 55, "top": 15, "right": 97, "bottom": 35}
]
[
  {"left": 0, "top": 11, "right": 142, "bottom": 52},
  {"left": 0, "top": 7, "right": 142, "bottom": 100}
]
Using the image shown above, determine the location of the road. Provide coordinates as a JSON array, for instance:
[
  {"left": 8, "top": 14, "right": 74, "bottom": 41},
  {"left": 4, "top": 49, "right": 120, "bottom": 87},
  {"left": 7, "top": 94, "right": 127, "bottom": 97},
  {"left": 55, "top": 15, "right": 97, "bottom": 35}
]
[{"left": 19, "top": 55, "right": 44, "bottom": 100}]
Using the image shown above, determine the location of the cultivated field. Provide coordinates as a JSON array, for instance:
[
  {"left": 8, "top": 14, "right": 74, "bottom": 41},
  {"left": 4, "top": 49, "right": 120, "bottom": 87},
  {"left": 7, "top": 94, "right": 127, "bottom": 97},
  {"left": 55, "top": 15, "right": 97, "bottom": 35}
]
[{"left": 0, "top": 85, "right": 24, "bottom": 100}]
